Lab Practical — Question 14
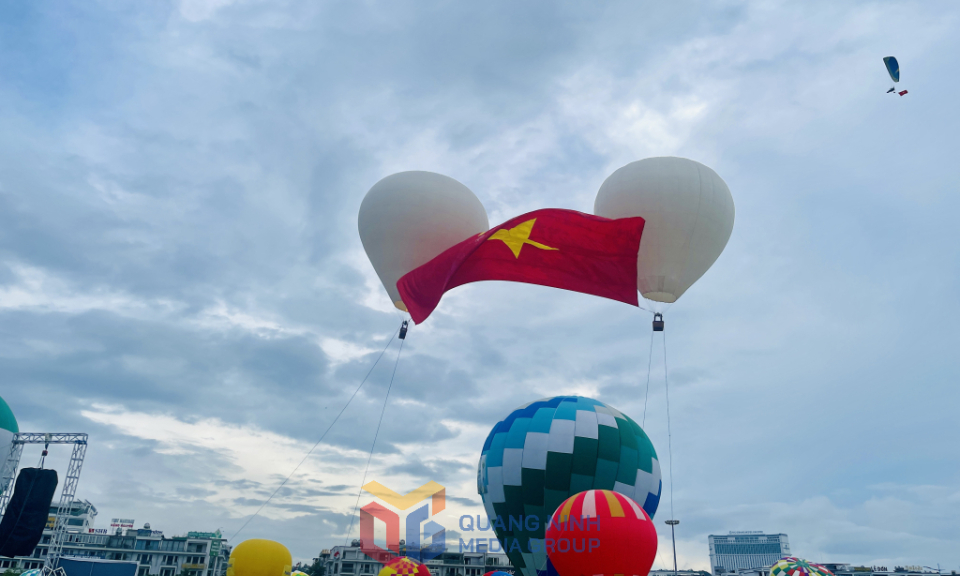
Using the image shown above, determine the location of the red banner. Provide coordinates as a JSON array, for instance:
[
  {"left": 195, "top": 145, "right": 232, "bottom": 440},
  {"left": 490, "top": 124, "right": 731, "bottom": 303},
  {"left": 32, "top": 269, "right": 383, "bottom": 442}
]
[{"left": 397, "top": 208, "right": 645, "bottom": 323}]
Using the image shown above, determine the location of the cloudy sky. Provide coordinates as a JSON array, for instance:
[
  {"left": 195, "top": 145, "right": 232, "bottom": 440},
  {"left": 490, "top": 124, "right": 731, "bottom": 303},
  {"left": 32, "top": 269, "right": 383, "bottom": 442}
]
[{"left": 3, "top": 0, "right": 960, "bottom": 569}]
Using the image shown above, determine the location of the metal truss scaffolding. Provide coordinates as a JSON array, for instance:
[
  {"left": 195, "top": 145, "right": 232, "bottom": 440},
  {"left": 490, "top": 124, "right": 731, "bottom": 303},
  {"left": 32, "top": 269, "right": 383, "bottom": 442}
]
[{"left": 0, "top": 433, "right": 89, "bottom": 571}]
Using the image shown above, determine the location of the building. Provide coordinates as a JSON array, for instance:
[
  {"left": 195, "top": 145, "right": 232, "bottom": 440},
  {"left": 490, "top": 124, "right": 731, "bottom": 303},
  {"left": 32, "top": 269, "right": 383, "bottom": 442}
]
[
  {"left": 45, "top": 499, "right": 99, "bottom": 531},
  {"left": 732, "top": 565, "right": 955, "bottom": 576},
  {"left": 707, "top": 532, "right": 790, "bottom": 575},
  {"left": 0, "top": 516, "right": 230, "bottom": 576},
  {"left": 317, "top": 540, "right": 513, "bottom": 576}
]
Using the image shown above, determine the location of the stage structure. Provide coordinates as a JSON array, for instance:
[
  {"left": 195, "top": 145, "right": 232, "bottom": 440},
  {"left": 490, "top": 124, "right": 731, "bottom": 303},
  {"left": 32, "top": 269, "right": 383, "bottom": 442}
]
[{"left": 0, "top": 433, "right": 89, "bottom": 571}]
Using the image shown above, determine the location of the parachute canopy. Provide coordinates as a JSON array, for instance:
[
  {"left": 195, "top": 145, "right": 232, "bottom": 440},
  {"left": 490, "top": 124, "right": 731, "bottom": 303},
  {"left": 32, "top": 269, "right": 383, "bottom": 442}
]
[
  {"left": 478, "top": 396, "right": 661, "bottom": 576},
  {"left": 594, "top": 157, "right": 735, "bottom": 303},
  {"left": 883, "top": 56, "right": 900, "bottom": 83}
]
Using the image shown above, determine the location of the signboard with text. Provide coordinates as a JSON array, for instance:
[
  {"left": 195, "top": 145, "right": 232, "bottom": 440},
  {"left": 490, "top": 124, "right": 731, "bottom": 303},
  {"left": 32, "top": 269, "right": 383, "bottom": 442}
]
[{"left": 111, "top": 518, "right": 135, "bottom": 529}]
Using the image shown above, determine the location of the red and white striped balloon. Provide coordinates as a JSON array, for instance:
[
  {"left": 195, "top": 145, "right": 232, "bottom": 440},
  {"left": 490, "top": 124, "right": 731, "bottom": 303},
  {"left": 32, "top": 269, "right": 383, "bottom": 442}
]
[{"left": 546, "top": 489, "right": 657, "bottom": 576}]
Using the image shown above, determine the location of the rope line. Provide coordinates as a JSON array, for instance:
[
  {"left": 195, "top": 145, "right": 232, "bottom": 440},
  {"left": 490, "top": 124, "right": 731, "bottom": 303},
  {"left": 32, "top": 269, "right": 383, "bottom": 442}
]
[
  {"left": 641, "top": 329, "right": 655, "bottom": 427},
  {"left": 344, "top": 336, "right": 405, "bottom": 544},
  {"left": 663, "top": 331, "right": 675, "bottom": 523},
  {"left": 230, "top": 322, "right": 402, "bottom": 541}
]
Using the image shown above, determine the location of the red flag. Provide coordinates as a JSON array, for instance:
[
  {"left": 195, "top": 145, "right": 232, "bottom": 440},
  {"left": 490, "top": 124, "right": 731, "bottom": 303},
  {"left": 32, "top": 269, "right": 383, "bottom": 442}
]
[{"left": 397, "top": 208, "right": 645, "bottom": 324}]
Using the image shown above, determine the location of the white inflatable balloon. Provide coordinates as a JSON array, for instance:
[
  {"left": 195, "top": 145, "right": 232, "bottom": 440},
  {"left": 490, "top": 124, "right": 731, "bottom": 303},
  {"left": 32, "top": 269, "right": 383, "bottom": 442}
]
[
  {"left": 359, "top": 171, "right": 489, "bottom": 310},
  {"left": 594, "top": 157, "right": 735, "bottom": 303}
]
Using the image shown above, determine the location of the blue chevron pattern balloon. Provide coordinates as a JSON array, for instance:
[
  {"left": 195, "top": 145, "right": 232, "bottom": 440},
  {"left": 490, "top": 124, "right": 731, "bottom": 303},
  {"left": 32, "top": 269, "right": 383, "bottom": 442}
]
[{"left": 477, "top": 396, "right": 661, "bottom": 576}]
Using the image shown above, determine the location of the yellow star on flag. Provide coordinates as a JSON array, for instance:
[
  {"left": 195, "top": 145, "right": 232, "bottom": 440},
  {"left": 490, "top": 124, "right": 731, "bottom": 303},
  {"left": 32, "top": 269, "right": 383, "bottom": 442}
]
[{"left": 487, "top": 218, "right": 558, "bottom": 258}]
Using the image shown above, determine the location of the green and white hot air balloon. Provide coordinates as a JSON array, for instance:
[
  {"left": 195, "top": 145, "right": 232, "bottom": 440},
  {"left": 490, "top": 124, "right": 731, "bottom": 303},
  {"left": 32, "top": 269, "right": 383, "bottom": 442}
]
[
  {"left": 477, "top": 396, "right": 661, "bottom": 576},
  {"left": 0, "top": 395, "right": 18, "bottom": 496}
]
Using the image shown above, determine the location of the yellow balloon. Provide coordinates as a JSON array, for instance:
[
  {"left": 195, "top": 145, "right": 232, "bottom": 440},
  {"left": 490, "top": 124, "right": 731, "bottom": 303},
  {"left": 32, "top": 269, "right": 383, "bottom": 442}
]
[{"left": 227, "top": 539, "right": 292, "bottom": 576}]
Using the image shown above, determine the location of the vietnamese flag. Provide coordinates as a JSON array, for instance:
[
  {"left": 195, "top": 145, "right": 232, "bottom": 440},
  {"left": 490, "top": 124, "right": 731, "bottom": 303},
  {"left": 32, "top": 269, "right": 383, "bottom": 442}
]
[{"left": 396, "top": 208, "right": 645, "bottom": 324}]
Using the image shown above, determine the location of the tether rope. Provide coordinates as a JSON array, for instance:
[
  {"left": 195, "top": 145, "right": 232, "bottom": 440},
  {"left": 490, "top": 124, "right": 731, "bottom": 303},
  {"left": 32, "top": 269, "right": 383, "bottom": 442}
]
[
  {"left": 663, "top": 330, "right": 676, "bottom": 524},
  {"left": 344, "top": 335, "right": 406, "bottom": 545},
  {"left": 641, "top": 329, "right": 655, "bottom": 427},
  {"left": 230, "top": 322, "right": 403, "bottom": 540}
]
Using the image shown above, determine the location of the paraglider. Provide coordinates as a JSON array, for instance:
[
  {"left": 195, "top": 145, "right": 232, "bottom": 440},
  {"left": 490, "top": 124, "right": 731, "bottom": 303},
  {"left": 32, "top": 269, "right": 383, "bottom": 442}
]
[
  {"left": 546, "top": 490, "right": 657, "bottom": 576},
  {"left": 883, "top": 56, "right": 908, "bottom": 96},
  {"left": 226, "top": 539, "right": 292, "bottom": 576},
  {"left": 594, "top": 157, "right": 735, "bottom": 306},
  {"left": 0, "top": 396, "right": 18, "bottom": 497},
  {"left": 477, "top": 396, "right": 661, "bottom": 576}
]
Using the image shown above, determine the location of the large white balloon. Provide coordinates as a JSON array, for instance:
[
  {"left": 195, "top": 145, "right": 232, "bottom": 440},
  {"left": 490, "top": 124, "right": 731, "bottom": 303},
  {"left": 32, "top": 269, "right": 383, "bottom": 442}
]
[
  {"left": 594, "top": 157, "right": 735, "bottom": 303},
  {"left": 359, "top": 171, "right": 489, "bottom": 310}
]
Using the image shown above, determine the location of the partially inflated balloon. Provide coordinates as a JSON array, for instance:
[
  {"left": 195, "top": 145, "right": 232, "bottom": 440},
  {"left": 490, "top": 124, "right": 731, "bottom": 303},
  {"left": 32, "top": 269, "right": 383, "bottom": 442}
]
[
  {"left": 359, "top": 171, "right": 489, "bottom": 310},
  {"left": 227, "top": 540, "right": 292, "bottom": 576},
  {"left": 478, "top": 396, "right": 661, "bottom": 576},
  {"left": 0, "top": 396, "right": 18, "bottom": 497},
  {"left": 546, "top": 490, "right": 657, "bottom": 576},
  {"left": 594, "top": 157, "right": 735, "bottom": 303},
  {"left": 771, "top": 558, "right": 834, "bottom": 576},
  {"left": 378, "top": 557, "right": 430, "bottom": 576}
]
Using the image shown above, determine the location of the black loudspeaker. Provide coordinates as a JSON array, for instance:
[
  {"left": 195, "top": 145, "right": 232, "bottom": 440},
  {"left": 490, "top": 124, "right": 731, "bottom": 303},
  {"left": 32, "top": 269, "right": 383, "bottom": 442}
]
[{"left": 0, "top": 468, "right": 59, "bottom": 558}]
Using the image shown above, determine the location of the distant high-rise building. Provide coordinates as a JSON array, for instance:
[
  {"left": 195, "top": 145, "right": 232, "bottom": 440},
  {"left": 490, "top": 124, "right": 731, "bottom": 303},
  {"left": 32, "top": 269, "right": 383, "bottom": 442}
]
[{"left": 708, "top": 532, "right": 790, "bottom": 575}]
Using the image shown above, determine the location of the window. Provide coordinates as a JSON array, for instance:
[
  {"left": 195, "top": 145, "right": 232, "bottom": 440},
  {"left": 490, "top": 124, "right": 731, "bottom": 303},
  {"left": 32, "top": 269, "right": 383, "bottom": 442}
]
[{"left": 342, "top": 563, "right": 356, "bottom": 574}]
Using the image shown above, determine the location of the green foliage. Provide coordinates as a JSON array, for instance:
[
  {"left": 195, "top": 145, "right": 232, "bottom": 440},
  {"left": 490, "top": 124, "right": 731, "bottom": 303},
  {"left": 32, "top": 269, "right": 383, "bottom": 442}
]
[{"left": 302, "top": 559, "right": 325, "bottom": 576}]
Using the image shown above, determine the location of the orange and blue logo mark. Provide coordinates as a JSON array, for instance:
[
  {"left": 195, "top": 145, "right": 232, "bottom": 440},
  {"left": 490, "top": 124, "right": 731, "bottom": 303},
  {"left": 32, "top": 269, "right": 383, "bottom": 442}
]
[{"left": 359, "top": 480, "right": 446, "bottom": 562}]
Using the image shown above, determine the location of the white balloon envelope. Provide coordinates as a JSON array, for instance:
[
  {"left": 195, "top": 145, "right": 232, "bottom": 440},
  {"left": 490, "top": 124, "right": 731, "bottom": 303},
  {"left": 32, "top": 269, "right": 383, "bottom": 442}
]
[
  {"left": 594, "top": 157, "right": 735, "bottom": 303},
  {"left": 358, "top": 171, "right": 489, "bottom": 310}
]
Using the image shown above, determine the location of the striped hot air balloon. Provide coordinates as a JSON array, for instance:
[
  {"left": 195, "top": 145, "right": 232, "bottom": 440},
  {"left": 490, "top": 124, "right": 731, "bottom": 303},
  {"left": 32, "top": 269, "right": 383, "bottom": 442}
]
[
  {"left": 546, "top": 490, "right": 657, "bottom": 576},
  {"left": 478, "top": 396, "right": 661, "bottom": 576},
  {"left": 771, "top": 558, "right": 835, "bottom": 576}
]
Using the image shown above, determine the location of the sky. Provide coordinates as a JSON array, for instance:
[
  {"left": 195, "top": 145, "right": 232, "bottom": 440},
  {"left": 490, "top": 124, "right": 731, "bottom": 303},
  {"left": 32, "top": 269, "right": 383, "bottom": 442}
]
[{"left": 2, "top": 0, "right": 960, "bottom": 569}]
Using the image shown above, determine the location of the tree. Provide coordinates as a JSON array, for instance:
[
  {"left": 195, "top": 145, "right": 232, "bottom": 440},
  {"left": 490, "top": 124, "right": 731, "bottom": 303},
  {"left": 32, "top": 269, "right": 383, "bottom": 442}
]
[{"left": 303, "top": 558, "right": 326, "bottom": 576}]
